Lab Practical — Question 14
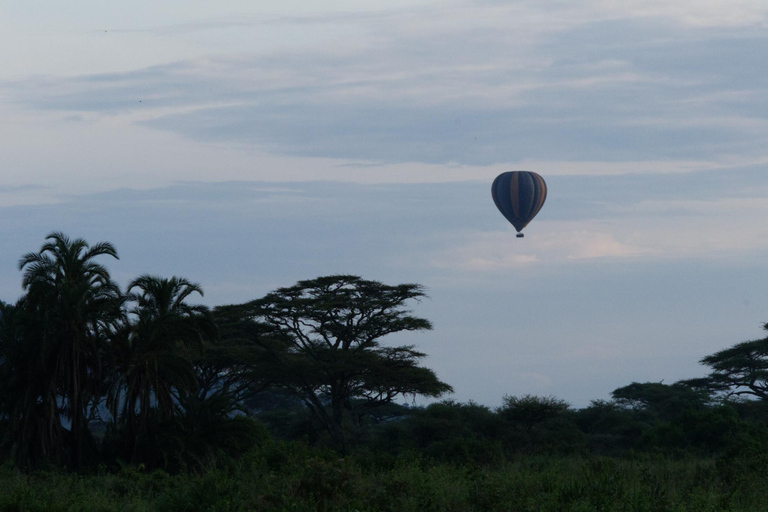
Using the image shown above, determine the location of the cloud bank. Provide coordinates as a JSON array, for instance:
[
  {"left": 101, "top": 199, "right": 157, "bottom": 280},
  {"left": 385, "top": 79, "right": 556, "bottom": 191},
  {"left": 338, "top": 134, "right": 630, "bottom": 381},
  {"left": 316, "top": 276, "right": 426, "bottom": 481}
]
[{"left": 4, "top": 0, "right": 768, "bottom": 171}]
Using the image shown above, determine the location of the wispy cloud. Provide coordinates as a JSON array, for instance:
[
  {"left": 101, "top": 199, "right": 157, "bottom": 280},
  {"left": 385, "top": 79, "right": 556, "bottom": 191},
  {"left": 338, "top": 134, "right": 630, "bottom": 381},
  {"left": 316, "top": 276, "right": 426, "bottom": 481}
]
[
  {"left": 4, "top": 1, "right": 768, "bottom": 168},
  {"left": 435, "top": 199, "right": 768, "bottom": 270},
  {"left": 431, "top": 229, "right": 652, "bottom": 270}
]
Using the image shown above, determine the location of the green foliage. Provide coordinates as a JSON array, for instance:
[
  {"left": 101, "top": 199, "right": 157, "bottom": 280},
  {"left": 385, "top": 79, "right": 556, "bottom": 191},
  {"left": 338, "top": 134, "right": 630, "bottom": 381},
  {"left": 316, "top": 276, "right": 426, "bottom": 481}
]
[
  {"left": 374, "top": 400, "right": 506, "bottom": 466},
  {"left": 498, "top": 395, "right": 586, "bottom": 456},
  {"left": 611, "top": 381, "right": 710, "bottom": 419},
  {"left": 7, "top": 231, "right": 768, "bottom": 512},
  {"left": 498, "top": 394, "right": 570, "bottom": 427},
  {"left": 195, "top": 313, "right": 266, "bottom": 405},
  {"left": 2, "top": 236, "right": 460, "bottom": 472},
  {"left": 10, "top": 232, "right": 123, "bottom": 468},
  {"left": 726, "top": 397, "right": 768, "bottom": 422},
  {"left": 1, "top": 449, "right": 767, "bottom": 511},
  {"left": 572, "top": 400, "right": 648, "bottom": 455},
  {"left": 105, "top": 275, "right": 215, "bottom": 464},
  {"left": 686, "top": 334, "right": 768, "bottom": 400},
  {"left": 217, "top": 275, "right": 453, "bottom": 453},
  {"left": 168, "top": 395, "right": 269, "bottom": 471}
]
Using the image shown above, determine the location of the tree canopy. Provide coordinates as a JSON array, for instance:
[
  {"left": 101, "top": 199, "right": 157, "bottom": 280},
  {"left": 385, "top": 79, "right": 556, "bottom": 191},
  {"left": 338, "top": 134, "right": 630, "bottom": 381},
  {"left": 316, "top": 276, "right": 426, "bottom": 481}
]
[
  {"left": 7, "top": 231, "right": 768, "bottom": 478},
  {"left": 0, "top": 236, "right": 453, "bottom": 467},
  {"left": 15, "top": 232, "right": 122, "bottom": 467},
  {"left": 683, "top": 332, "right": 768, "bottom": 401},
  {"left": 217, "top": 275, "right": 453, "bottom": 452}
]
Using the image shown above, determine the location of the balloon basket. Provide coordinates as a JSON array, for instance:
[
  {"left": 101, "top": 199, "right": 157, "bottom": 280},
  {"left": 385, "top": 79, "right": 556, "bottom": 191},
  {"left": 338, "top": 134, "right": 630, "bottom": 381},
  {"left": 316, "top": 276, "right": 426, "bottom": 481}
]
[{"left": 516, "top": 233, "right": 524, "bottom": 238}]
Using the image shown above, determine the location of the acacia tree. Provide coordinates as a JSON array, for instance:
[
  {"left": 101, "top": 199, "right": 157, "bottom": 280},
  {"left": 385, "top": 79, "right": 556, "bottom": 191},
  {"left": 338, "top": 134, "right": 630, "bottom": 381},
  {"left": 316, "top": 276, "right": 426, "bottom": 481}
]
[
  {"left": 219, "top": 275, "right": 452, "bottom": 452},
  {"left": 195, "top": 305, "right": 268, "bottom": 404},
  {"left": 498, "top": 395, "right": 570, "bottom": 432},
  {"left": 611, "top": 382, "right": 710, "bottom": 418},
  {"left": 684, "top": 326, "right": 768, "bottom": 401},
  {"left": 17, "top": 232, "right": 122, "bottom": 466}
]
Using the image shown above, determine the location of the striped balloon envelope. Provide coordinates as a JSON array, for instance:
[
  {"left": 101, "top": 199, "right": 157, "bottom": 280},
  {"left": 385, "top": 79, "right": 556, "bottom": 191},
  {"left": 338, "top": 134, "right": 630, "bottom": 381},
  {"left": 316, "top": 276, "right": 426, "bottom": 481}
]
[{"left": 491, "top": 171, "right": 547, "bottom": 238}]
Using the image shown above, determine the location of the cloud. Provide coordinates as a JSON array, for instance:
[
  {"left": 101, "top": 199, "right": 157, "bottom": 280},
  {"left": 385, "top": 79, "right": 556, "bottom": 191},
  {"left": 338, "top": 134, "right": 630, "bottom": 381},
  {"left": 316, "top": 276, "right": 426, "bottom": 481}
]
[
  {"left": 432, "top": 229, "right": 652, "bottom": 270},
  {"left": 4, "top": 1, "right": 768, "bottom": 409},
  {"left": 564, "top": 232, "right": 652, "bottom": 259},
  {"left": 464, "top": 253, "right": 541, "bottom": 269},
  {"left": 5, "top": 1, "right": 768, "bottom": 167},
  {"left": 434, "top": 193, "right": 768, "bottom": 270},
  {"left": 591, "top": 0, "right": 768, "bottom": 28},
  {"left": 0, "top": 184, "right": 48, "bottom": 193},
  {"left": 0, "top": 185, "right": 54, "bottom": 208}
]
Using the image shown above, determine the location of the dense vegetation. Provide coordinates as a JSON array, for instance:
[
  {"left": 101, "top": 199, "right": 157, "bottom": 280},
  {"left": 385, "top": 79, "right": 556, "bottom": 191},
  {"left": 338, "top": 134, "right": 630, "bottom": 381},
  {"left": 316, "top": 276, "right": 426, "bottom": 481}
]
[{"left": 3, "top": 232, "right": 768, "bottom": 510}]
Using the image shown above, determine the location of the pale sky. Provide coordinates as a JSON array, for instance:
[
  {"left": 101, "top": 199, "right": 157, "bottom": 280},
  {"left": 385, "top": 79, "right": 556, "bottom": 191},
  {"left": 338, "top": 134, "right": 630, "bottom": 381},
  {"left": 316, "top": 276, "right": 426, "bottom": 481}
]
[{"left": 2, "top": 0, "right": 768, "bottom": 407}]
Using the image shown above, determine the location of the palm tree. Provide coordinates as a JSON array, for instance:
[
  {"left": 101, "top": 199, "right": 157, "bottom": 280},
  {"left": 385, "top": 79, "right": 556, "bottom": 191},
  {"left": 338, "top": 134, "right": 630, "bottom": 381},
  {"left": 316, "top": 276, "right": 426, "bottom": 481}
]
[
  {"left": 17, "top": 232, "right": 123, "bottom": 466},
  {"left": 0, "top": 299, "right": 65, "bottom": 467},
  {"left": 106, "top": 275, "right": 215, "bottom": 460}
]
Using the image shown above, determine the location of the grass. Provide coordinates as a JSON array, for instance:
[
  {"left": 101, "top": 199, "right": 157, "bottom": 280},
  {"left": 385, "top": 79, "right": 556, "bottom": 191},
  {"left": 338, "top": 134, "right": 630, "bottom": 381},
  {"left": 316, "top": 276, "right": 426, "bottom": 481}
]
[{"left": 1, "top": 443, "right": 767, "bottom": 511}]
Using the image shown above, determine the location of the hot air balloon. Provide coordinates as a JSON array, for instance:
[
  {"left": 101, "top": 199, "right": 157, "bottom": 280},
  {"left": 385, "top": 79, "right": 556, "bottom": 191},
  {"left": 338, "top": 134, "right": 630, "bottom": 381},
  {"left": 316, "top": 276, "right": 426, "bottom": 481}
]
[{"left": 491, "top": 171, "right": 547, "bottom": 238}]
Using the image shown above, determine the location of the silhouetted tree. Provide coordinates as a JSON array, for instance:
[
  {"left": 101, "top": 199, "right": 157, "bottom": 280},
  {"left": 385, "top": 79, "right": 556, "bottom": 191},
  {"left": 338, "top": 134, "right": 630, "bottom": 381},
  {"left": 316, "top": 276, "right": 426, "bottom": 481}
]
[
  {"left": 380, "top": 400, "right": 505, "bottom": 465},
  {"left": 683, "top": 327, "right": 768, "bottom": 401},
  {"left": 611, "top": 382, "right": 710, "bottom": 420},
  {"left": 218, "top": 275, "right": 452, "bottom": 453},
  {"left": 0, "top": 299, "right": 67, "bottom": 466},
  {"left": 106, "top": 275, "right": 215, "bottom": 460},
  {"left": 497, "top": 395, "right": 584, "bottom": 455},
  {"left": 195, "top": 306, "right": 270, "bottom": 405},
  {"left": 17, "top": 232, "right": 122, "bottom": 466},
  {"left": 498, "top": 395, "right": 570, "bottom": 431}
]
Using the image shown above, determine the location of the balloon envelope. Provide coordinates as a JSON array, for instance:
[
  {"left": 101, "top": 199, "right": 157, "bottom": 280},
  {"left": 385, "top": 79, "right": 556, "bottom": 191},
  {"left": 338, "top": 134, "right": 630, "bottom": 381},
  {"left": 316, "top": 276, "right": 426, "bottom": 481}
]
[{"left": 491, "top": 171, "right": 547, "bottom": 234}]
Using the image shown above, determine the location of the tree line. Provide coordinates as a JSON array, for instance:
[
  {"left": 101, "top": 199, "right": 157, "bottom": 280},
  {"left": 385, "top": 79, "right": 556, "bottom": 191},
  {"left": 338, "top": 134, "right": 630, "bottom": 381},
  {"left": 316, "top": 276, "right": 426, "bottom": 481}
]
[
  {"left": 2, "top": 232, "right": 768, "bottom": 472},
  {"left": 0, "top": 232, "right": 450, "bottom": 469}
]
